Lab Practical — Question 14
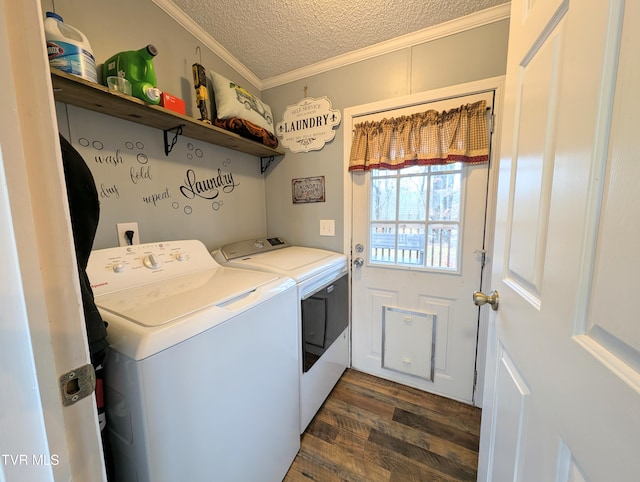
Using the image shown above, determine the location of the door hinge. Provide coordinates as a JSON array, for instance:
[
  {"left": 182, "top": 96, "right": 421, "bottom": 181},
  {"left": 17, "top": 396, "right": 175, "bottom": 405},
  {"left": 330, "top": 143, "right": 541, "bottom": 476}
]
[
  {"left": 474, "top": 248, "right": 486, "bottom": 267},
  {"left": 59, "top": 364, "right": 95, "bottom": 407},
  {"left": 472, "top": 369, "right": 479, "bottom": 405}
]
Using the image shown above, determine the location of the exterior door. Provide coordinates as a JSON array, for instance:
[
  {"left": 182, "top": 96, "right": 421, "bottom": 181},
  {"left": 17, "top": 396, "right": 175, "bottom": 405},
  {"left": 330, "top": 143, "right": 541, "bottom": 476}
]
[
  {"left": 478, "top": 0, "right": 640, "bottom": 480},
  {"left": 349, "top": 88, "right": 495, "bottom": 404}
]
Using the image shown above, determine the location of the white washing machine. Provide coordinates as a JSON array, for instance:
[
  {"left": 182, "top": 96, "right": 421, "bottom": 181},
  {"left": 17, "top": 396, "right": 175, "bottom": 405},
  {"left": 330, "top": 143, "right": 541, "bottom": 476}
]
[
  {"left": 213, "top": 237, "right": 349, "bottom": 432},
  {"left": 87, "top": 240, "right": 299, "bottom": 482}
]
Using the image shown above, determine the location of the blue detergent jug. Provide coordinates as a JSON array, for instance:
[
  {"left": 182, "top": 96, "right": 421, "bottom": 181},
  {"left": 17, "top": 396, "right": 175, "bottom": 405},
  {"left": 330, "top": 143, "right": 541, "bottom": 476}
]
[{"left": 45, "top": 12, "right": 97, "bottom": 83}]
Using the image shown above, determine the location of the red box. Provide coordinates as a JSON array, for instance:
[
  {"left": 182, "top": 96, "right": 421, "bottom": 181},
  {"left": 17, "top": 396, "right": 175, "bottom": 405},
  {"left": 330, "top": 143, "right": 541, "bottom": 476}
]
[{"left": 160, "top": 92, "right": 186, "bottom": 115}]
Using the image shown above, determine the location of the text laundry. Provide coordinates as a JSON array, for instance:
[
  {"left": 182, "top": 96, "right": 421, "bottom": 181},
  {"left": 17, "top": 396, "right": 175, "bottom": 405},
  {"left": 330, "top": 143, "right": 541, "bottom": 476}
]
[{"left": 180, "top": 168, "right": 238, "bottom": 200}]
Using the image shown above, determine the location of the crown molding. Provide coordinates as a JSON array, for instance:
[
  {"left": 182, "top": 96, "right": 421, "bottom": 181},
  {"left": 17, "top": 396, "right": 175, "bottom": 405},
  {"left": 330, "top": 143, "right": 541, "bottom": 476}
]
[
  {"left": 152, "top": 1, "right": 510, "bottom": 92},
  {"left": 151, "top": 0, "right": 261, "bottom": 89},
  {"left": 262, "top": 3, "right": 511, "bottom": 90}
]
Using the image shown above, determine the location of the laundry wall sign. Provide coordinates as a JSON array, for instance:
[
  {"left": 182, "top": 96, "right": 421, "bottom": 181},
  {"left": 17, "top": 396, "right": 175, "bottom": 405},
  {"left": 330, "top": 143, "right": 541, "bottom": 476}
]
[{"left": 276, "top": 97, "right": 341, "bottom": 153}]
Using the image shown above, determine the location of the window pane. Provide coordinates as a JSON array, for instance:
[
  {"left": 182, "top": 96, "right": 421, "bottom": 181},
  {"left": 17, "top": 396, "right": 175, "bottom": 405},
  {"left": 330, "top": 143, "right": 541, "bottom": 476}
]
[
  {"left": 371, "top": 169, "right": 395, "bottom": 177},
  {"left": 429, "top": 173, "right": 461, "bottom": 221},
  {"left": 431, "top": 162, "right": 462, "bottom": 172},
  {"left": 398, "top": 176, "right": 427, "bottom": 221},
  {"left": 397, "top": 223, "right": 425, "bottom": 266},
  {"left": 371, "top": 177, "right": 397, "bottom": 220},
  {"left": 368, "top": 164, "right": 462, "bottom": 272},
  {"left": 401, "top": 165, "right": 429, "bottom": 175},
  {"left": 426, "top": 224, "right": 458, "bottom": 270},
  {"left": 370, "top": 223, "right": 396, "bottom": 263}
]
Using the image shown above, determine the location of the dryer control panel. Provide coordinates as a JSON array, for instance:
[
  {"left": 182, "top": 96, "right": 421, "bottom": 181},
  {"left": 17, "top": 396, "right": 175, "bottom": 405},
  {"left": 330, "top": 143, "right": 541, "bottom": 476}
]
[
  {"left": 87, "top": 240, "right": 218, "bottom": 295},
  {"left": 216, "top": 237, "right": 291, "bottom": 261}
]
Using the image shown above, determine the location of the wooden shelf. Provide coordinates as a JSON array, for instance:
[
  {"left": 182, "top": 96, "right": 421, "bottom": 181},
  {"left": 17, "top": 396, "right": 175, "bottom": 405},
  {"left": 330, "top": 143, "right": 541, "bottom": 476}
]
[{"left": 50, "top": 69, "right": 285, "bottom": 159}]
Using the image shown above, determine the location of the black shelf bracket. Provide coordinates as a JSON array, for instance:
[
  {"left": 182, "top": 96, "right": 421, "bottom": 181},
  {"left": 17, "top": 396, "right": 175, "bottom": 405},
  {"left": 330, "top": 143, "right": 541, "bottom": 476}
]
[
  {"left": 163, "top": 124, "right": 185, "bottom": 156},
  {"left": 260, "top": 155, "right": 275, "bottom": 174}
]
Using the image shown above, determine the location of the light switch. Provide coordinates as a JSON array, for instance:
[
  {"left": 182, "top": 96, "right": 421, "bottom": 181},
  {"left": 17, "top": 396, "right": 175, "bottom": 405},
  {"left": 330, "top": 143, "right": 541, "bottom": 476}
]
[{"left": 320, "top": 219, "right": 335, "bottom": 236}]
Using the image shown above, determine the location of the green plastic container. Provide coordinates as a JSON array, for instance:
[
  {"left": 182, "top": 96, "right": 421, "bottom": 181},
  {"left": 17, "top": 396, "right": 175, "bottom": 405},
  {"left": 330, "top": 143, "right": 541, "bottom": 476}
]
[{"left": 103, "top": 45, "right": 161, "bottom": 104}]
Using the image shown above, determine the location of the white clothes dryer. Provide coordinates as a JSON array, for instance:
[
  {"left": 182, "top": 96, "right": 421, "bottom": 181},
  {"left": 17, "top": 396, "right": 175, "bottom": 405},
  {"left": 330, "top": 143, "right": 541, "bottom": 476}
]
[
  {"left": 87, "top": 240, "right": 299, "bottom": 482},
  {"left": 213, "top": 237, "right": 349, "bottom": 432}
]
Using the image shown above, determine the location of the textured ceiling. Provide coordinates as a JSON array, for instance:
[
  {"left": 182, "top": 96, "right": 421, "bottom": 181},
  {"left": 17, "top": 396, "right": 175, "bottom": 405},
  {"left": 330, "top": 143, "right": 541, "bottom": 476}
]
[{"left": 168, "top": 0, "right": 509, "bottom": 81}]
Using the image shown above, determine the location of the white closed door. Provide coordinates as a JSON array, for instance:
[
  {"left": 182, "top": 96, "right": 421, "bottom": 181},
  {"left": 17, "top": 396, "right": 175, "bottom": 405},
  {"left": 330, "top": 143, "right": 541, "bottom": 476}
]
[
  {"left": 350, "top": 90, "right": 494, "bottom": 403},
  {"left": 478, "top": 0, "right": 640, "bottom": 480}
]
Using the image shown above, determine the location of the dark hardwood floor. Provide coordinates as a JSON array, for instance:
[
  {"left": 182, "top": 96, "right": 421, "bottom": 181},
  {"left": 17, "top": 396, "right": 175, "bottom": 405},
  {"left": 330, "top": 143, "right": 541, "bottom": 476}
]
[{"left": 284, "top": 369, "right": 481, "bottom": 482}]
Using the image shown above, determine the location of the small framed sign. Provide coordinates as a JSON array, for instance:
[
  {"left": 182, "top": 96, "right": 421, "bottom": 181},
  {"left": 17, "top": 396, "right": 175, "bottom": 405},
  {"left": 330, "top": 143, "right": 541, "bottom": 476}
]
[{"left": 292, "top": 176, "right": 325, "bottom": 204}]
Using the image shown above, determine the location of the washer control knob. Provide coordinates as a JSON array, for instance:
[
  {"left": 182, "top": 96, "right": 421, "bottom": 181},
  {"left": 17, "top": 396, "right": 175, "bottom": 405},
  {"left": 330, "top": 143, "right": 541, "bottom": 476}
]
[
  {"left": 112, "top": 262, "right": 126, "bottom": 273},
  {"left": 254, "top": 239, "right": 265, "bottom": 249},
  {"left": 143, "top": 254, "right": 162, "bottom": 269},
  {"left": 175, "top": 252, "right": 186, "bottom": 261}
]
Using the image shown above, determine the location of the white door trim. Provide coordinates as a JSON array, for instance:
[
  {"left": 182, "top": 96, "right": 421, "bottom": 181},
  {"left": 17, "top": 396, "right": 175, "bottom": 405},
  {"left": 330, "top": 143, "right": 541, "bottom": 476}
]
[
  {"left": 0, "top": 0, "right": 105, "bottom": 480},
  {"left": 342, "top": 76, "right": 505, "bottom": 406}
]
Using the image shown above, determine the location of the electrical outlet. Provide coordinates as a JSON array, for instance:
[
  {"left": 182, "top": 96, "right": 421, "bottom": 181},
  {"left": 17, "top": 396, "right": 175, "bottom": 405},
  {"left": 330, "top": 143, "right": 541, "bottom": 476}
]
[
  {"left": 320, "top": 219, "right": 335, "bottom": 236},
  {"left": 116, "top": 222, "right": 140, "bottom": 246}
]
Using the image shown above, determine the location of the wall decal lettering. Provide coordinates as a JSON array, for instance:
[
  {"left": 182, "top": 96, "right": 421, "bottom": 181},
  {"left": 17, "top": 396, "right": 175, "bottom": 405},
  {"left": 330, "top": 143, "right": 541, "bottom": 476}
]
[
  {"left": 99, "top": 183, "right": 120, "bottom": 199},
  {"left": 130, "top": 165, "right": 152, "bottom": 184},
  {"left": 72, "top": 130, "right": 239, "bottom": 218},
  {"left": 94, "top": 150, "right": 124, "bottom": 167},
  {"left": 143, "top": 187, "right": 171, "bottom": 206},
  {"left": 179, "top": 168, "right": 239, "bottom": 200}
]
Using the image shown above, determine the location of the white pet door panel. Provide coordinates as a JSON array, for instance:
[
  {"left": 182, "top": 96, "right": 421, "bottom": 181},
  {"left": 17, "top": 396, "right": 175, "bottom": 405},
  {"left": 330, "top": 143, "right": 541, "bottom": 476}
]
[{"left": 381, "top": 307, "right": 436, "bottom": 381}]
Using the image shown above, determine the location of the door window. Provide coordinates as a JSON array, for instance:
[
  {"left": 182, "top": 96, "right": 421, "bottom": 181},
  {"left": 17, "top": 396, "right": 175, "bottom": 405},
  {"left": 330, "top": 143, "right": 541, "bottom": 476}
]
[{"left": 369, "top": 162, "right": 463, "bottom": 271}]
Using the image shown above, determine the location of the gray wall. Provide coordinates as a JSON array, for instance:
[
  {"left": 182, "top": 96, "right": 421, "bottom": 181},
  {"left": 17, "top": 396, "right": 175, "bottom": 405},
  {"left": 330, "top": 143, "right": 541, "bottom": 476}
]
[
  {"left": 56, "top": 104, "right": 266, "bottom": 251},
  {"left": 44, "top": 0, "right": 269, "bottom": 251},
  {"left": 41, "top": 0, "right": 262, "bottom": 109},
  {"left": 262, "top": 20, "right": 509, "bottom": 252},
  {"left": 43, "top": 0, "right": 508, "bottom": 252}
]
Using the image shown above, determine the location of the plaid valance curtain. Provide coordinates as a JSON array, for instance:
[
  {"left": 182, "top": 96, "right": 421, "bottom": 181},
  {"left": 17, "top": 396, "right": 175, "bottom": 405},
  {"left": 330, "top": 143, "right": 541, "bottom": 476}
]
[{"left": 348, "top": 100, "right": 489, "bottom": 172}]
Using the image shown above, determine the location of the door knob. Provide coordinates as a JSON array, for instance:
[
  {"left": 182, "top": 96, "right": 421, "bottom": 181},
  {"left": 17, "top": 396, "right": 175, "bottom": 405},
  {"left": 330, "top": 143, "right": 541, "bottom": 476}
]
[
  {"left": 353, "top": 257, "right": 364, "bottom": 267},
  {"left": 473, "top": 290, "right": 499, "bottom": 310}
]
